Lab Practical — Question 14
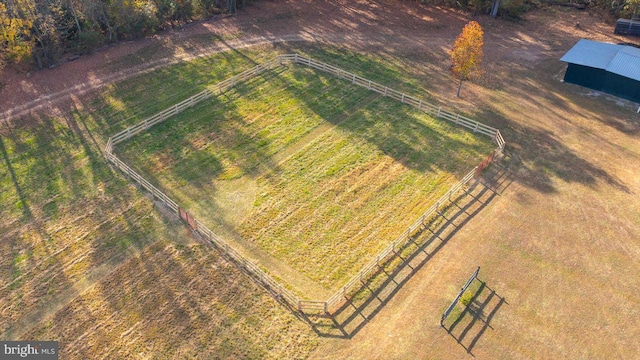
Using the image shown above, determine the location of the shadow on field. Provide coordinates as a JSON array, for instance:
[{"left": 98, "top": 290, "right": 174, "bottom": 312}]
[
  {"left": 442, "top": 279, "right": 507, "bottom": 356},
  {"left": 474, "top": 107, "right": 631, "bottom": 195},
  {"left": 299, "top": 154, "right": 517, "bottom": 338}
]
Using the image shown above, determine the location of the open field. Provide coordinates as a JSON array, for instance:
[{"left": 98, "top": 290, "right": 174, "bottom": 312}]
[
  {"left": 115, "top": 63, "right": 494, "bottom": 294},
  {"left": 1, "top": 0, "right": 640, "bottom": 358}
]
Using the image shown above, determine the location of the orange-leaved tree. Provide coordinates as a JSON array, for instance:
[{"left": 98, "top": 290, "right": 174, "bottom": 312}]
[{"left": 451, "top": 21, "right": 484, "bottom": 98}]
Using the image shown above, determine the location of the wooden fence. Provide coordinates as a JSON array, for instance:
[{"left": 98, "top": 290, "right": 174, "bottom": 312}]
[
  {"left": 105, "top": 53, "right": 505, "bottom": 314},
  {"left": 281, "top": 54, "right": 505, "bottom": 150}
]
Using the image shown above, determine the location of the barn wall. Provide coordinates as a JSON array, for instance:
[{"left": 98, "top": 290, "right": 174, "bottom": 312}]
[
  {"left": 603, "top": 73, "right": 640, "bottom": 103},
  {"left": 563, "top": 64, "right": 640, "bottom": 103},
  {"left": 563, "top": 64, "right": 606, "bottom": 90}
]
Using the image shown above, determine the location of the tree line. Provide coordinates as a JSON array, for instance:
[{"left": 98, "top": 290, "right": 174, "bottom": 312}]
[
  {"left": 0, "top": 0, "right": 251, "bottom": 72},
  {"left": 1, "top": 0, "right": 638, "bottom": 75}
]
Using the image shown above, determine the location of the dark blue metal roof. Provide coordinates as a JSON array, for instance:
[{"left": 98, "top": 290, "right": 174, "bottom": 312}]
[{"left": 561, "top": 39, "right": 640, "bottom": 81}]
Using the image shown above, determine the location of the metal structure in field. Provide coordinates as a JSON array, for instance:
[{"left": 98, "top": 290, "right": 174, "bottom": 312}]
[
  {"left": 105, "top": 54, "right": 506, "bottom": 314},
  {"left": 441, "top": 266, "right": 481, "bottom": 327}
]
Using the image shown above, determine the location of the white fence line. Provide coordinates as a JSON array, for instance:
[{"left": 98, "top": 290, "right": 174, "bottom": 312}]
[
  {"left": 322, "top": 166, "right": 478, "bottom": 312},
  {"left": 105, "top": 53, "right": 506, "bottom": 314},
  {"left": 284, "top": 54, "right": 504, "bottom": 150}
]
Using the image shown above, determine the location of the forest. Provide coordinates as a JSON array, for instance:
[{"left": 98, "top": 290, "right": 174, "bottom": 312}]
[{"left": 0, "top": 0, "right": 639, "bottom": 73}]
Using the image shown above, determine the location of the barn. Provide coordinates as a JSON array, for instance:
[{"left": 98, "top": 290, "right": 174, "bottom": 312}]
[{"left": 560, "top": 39, "right": 640, "bottom": 103}]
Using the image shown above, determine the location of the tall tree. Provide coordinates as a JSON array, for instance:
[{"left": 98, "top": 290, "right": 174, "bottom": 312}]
[
  {"left": 0, "top": 1, "right": 35, "bottom": 75},
  {"left": 451, "top": 21, "right": 484, "bottom": 98}
]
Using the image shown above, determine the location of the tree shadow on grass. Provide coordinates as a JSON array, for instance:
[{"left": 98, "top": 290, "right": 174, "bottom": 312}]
[
  {"left": 0, "top": 111, "right": 164, "bottom": 339},
  {"left": 299, "top": 155, "right": 517, "bottom": 338},
  {"left": 474, "top": 107, "right": 631, "bottom": 195}
]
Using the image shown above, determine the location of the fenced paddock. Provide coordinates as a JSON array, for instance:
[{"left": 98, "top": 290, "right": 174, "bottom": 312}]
[{"left": 105, "top": 53, "right": 505, "bottom": 314}]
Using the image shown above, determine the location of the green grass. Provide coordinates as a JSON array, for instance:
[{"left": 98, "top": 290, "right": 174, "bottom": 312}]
[
  {"left": 115, "top": 63, "right": 495, "bottom": 291},
  {"left": 441, "top": 278, "right": 486, "bottom": 329},
  {"left": 0, "top": 44, "right": 492, "bottom": 357},
  {"left": 0, "top": 46, "right": 317, "bottom": 356}
]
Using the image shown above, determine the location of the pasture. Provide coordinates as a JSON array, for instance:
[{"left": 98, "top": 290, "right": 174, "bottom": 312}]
[
  {"left": 114, "top": 60, "right": 494, "bottom": 295},
  {"left": 1, "top": 1, "right": 639, "bottom": 358}
]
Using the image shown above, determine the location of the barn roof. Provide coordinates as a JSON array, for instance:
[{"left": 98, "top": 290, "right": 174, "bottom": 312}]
[{"left": 560, "top": 39, "right": 640, "bottom": 81}]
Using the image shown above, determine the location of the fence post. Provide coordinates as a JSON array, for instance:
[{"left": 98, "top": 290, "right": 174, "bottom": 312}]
[
  {"left": 437, "top": 107, "right": 441, "bottom": 117},
  {"left": 401, "top": 93, "right": 405, "bottom": 103}
]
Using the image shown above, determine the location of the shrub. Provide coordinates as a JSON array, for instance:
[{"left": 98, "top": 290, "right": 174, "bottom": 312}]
[{"left": 460, "top": 290, "right": 474, "bottom": 306}]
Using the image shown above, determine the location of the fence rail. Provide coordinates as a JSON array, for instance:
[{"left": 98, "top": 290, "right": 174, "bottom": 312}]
[
  {"left": 105, "top": 53, "right": 505, "bottom": 314},
  {"left": 284, "top": 54, "right": 504, "bottom": 150}
]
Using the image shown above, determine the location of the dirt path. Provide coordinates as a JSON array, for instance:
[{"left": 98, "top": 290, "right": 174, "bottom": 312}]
[
  {"left": 3, "top": 1, "right": 640, "bottom": 358},
  {"left": 1, "top": 0, "right": 632, "bottom": 126},
  {"left": 0, "top": 0, "right": 470, "bottom": 124}
]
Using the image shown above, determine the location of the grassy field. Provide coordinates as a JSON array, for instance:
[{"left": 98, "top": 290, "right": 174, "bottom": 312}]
[
  {"left": 0, "top": 46, "right": 321, "bottom": 357},
  {"left": 114, "top": 63, "right": 494, "bottom": 293},
  {"left": 0, "top": 44, "right": 491, "bottom": 357},
  {"left": 2, "top": 2, "right": 640, "bottom": 358}
]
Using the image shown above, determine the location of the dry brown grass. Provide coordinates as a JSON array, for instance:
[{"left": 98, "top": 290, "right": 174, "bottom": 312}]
[
  {"left": 309, "top": 5, "right": 640, "bottom": 360},
  {"left": 2, "top": 1, "right": 640, "bottom": 359}
]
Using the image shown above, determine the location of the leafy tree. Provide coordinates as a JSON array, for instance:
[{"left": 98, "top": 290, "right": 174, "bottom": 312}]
[
  {"left": 0, "top": 1, "right": 35, "bottom": 74},
  {"left": 451, "top": 20, "right": 484, "bottom": 98},
  {"left": 610, "top": 0, "right": 640, "bottom": 17}
]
